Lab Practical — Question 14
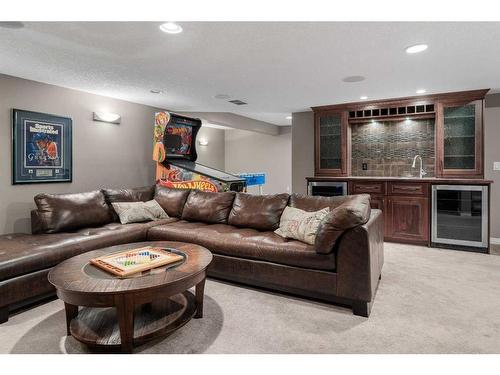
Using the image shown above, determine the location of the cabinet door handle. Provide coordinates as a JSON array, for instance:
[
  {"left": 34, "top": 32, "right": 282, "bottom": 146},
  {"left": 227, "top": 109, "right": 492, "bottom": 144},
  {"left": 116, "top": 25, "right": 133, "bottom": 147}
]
[
  {"left": 356, "top": 185, "right": 380, "bottom": 192},
  {"left": 395, "top": 186, "right": 420, "bottom": 191}
]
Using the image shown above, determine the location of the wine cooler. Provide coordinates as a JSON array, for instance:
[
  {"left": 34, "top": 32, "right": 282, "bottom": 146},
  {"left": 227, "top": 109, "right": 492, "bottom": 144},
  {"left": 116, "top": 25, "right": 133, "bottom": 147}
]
[
  {"left": 431, "top": 185, "right": 489, "bottom": 252},
  {"left": 307, "top": 181, "right": 348, "bottom": 197}
]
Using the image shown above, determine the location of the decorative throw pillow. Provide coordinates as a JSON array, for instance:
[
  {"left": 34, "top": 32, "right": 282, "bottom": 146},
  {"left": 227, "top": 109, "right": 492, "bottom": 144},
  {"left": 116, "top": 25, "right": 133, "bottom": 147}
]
[
  {"left": 111, "top": 200, "right": 169, "bottom": 224},
  {"left": 274, "top": 206, "right": 330, "bottom": 245}
]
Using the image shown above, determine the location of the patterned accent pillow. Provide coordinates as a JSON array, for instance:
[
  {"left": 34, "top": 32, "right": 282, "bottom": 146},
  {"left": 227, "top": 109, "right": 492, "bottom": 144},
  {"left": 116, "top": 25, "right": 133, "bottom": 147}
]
[
  {"left": 111, "top": 200, "right": 169, "bottom": 224},
  {"left": 274, "top": 206, "right": 330, "bottom": 245}
]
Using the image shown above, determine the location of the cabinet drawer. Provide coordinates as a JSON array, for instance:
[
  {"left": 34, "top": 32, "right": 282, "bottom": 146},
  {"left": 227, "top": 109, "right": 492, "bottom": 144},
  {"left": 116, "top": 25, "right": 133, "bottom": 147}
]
[
  {"left": 350, "top": 181, "right": 385, "bottom": 195},
  {"left": 388, "top": 182, "right": 429, "bottom": 197}
]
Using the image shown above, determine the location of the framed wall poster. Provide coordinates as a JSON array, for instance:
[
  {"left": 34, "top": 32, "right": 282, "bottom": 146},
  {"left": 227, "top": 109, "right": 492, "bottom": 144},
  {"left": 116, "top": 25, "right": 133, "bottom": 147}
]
[{"left": 12, "top": 109, "right": 72, "bottom": 184}]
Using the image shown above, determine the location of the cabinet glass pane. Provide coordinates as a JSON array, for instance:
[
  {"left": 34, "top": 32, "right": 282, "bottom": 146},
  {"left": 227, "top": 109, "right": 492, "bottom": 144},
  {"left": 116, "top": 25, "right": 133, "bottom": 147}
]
[
  {"left": 435, "top": 190, "right": 482, "bottom": 242},
  {"left": 443, "top": 104, "right": 475, "bottom": 169},
  {"left": 319, "top": 114, "right": 341, "bottom": 169}
]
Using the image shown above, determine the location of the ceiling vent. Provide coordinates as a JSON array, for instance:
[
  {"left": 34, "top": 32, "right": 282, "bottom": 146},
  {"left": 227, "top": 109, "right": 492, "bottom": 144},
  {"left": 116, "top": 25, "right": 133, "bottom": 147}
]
[{"left": 228, "top": 99, "right": 248, "bottom": 105}]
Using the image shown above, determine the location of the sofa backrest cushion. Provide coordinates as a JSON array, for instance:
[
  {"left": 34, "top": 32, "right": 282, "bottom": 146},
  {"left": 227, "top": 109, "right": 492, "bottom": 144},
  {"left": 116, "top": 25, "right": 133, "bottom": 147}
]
[
  {"left": 182, "top": 190, "right": 236, "bottom": 224},
  {"left": 228, "top": 193, "right": 290, "bottom": 231},
  {"left": 102, "top": 185, "right": 155, "bottom": 221},
  {"left": 289, "top": 193, "right": 351, "bottom": 212},
  {"left": 314, "top": 194, "right": 371, "bottom": 254},
  {"left": 34, "top": 190, "right": 113, "bottom": 233},
  {"left": 154, "top": 185, "right": 191, "bottom": 218}
]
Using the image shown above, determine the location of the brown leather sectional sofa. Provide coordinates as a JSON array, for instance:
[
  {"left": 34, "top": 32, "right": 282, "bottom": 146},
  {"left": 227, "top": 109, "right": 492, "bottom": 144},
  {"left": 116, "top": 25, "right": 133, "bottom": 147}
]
[{"left": 0, "top": 185, "right": 383, "bottom": 323}]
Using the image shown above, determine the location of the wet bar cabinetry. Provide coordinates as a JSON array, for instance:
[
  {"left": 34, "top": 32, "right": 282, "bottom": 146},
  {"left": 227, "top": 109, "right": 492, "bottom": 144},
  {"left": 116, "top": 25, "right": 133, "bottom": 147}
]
[
  {"left": 310, "top": 89, "right": 491, "bottom": 252},
  {"left": 306, "top": 177, "right": 492, "bottom": 251},
  {"left": 312, "top": 89, "right": 488, "bottom": 179}
]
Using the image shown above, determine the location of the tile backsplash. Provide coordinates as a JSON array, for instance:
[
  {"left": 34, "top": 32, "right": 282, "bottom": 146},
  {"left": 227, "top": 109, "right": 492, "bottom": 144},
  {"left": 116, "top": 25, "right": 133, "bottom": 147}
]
[{"left": 351, "top": 119, "right": 435, "bottom": 177}]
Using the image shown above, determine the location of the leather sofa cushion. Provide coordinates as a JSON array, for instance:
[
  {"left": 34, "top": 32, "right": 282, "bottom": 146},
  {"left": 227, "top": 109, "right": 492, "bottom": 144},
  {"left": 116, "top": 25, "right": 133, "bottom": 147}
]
[
  {"left": 182, "top": 190, "right": 235, "bottom": 224},
  {"left": 289, "top": 194, "right": 351, "bottom": 212},
  {"left": 102, "top": 185, "right": 155, "bottom": 204},
  {"left": 154, "top": 185, "right": 191, "bottom": 218},
  {"left": 314, "top": 194, "right": 371, "bottom": 254},
  {"left": 228, "top": 193, "right": 289, "bottom": 231},
  {"left": 102, "top": 185, "right": 155, "bottom": 221},
  {"left": 34, "top": 191, "right": 113, "bottom": 233},
  {"left": 0, "top": 218, "right": 177, "bottom": 281},
  {"left": 148, "top": 221, "right": 335, "bottom": 271}
]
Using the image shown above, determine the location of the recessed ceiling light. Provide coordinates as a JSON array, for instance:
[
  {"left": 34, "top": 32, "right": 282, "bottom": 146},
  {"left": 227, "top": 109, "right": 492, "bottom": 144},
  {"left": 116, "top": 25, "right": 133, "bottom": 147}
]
[
  {"left": 228, "top": 99, "right": 247, "bottom": 106},
  {"left": 416, "top": 89, "right": 426, "bottom": 94},
  {"left": 214, "top": 94, "right": 231, "bottom": 100},
  {"left": 159, "top": 22, "right": 183, "bottom": 34},
  {"left": 360, "top": 96, "right": 368, "bottom": 100},
  {"left": 286, "top": 116, "right": 292, "bottom": 120},
  {"left": 406, "top": 44, "right": 428, "bottom": 54},
  {"left": 150, "top": 89, "right": 165, "bottom": 94},
  {"left": 342, "top": 75, "right": 366, "bottom": 83}
]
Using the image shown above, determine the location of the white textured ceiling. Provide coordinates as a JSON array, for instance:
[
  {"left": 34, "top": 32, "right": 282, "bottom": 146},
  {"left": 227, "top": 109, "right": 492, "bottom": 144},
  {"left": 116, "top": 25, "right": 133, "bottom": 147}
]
[{"left": 1, "top": 22, "right": 500, "bottom": 125}]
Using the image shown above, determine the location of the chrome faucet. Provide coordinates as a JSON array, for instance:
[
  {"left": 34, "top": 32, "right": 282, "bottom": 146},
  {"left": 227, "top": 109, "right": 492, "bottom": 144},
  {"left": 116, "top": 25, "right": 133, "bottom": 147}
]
[{"left": 412, "top": 155, "right": 427, "bottom": 179}]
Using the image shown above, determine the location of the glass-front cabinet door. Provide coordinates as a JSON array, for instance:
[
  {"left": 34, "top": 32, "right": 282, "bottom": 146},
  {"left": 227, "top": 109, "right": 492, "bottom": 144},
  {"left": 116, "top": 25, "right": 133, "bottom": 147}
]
[
  {"left": 314, "top": 110, "right": 348, "bottom": 176},
  {"left": 437, "top": 100, "right": 483, "bottom": 177}
]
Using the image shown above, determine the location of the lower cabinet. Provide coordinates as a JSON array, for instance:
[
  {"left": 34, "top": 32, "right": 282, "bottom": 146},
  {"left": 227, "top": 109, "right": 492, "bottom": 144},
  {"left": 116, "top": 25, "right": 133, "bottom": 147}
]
[
  {"left": 349, "top": 181, "right": 430, "bottom": 245},
  {"left": 385, "top": 196, "right": 429, "bottom": 244}
]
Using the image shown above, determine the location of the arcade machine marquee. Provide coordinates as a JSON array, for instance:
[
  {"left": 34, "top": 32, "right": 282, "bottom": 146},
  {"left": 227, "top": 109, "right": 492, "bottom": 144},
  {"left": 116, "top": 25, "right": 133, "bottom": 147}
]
[{"left": 153, "top": 111, "right": 246, "bottom": 192}]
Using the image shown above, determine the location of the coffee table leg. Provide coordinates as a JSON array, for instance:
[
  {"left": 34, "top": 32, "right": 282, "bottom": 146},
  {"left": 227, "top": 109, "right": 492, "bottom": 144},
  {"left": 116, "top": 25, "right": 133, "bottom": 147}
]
[
  {"left": 64, "top": 303, "right": 78, "bottom": 336},
  {"left": 116, "top": 296, "right": 134, "bottom": 353},
  {"left": 194, "top": 278, "right": 206, "bottom": 319}
]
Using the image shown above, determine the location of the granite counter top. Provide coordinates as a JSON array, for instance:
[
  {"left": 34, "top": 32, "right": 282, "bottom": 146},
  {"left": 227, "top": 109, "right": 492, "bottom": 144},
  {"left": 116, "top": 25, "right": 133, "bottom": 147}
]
[{"left": 306, "top": 176, "right": 493, "bottom": 184}]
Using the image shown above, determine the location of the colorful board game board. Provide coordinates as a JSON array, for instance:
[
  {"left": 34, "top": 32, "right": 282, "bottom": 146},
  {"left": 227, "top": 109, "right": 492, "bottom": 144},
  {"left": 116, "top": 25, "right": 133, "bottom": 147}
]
[{"left": 90, "top": 246, "right": 184, "bottom": 277}]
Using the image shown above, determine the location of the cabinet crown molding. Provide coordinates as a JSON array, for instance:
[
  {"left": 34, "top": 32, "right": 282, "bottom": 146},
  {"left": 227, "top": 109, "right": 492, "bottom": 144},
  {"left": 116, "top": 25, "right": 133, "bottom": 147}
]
[{"left": 311, "top": 89, "right": 490, "bottom": 112}]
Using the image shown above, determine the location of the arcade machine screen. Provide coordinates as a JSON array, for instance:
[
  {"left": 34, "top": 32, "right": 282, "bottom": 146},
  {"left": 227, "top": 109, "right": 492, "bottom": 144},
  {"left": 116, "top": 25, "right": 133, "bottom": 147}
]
[{"left": 153, "top": 111, "right": 245, "bottom": 192}]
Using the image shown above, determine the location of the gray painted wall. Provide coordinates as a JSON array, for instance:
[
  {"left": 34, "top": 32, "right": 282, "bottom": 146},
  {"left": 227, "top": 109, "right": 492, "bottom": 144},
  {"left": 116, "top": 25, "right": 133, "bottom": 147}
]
[
  {"left": 0, "top": 74, "right": 224, "bottom": 234},
  {"left": 196, "top": 126, "right": 225, "bottom": 170},
  {"left": 291, "top": 100, "right": 500, "bottom": 238},
  {"left": 225, "top": 128, "right": 291, "bottom": 195},
  {"left": 291, "top": 111, "right": 314, "bottom": 195},
  {"left": 484, "top": 105, "right": 500, "bottom": 238}
]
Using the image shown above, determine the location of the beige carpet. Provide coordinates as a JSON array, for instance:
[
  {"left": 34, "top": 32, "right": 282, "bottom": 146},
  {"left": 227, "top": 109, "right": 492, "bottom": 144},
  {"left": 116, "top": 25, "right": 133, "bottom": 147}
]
[{"left": 1, "top": 243, "right": 500, "bottom": 354}]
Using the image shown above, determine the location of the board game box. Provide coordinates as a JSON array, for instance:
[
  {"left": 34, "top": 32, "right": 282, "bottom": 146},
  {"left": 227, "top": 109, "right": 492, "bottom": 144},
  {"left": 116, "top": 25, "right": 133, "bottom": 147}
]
[{"left": 89, "top": 246, "right": 184, "bottom": 277}]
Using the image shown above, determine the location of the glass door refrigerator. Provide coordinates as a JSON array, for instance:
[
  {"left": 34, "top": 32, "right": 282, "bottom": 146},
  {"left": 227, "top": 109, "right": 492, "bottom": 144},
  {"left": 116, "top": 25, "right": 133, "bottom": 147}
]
[{"left": 431, "top": 185, "right": 489, "bottom": 252}]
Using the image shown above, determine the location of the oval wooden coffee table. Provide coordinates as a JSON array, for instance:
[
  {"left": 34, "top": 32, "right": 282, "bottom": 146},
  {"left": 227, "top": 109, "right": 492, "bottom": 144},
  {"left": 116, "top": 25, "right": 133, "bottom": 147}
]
[{"left": 48, "top": 241, "right": 212, "bottom": 353}]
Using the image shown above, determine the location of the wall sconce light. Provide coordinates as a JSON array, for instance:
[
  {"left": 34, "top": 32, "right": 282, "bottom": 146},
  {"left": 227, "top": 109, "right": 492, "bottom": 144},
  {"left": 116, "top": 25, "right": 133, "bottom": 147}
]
[
  {"left": 198, "top": 138, "right": 209, "bottom": 146},
  {"left": 93, "top": 112, "right": 121, "bottom": 124}
]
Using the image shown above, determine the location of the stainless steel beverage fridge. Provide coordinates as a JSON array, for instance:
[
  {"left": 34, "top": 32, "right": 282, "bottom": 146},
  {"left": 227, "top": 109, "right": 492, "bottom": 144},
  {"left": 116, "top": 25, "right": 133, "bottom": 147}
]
[{"left": 431, "top": 185, "right": 489, "bottom": 252}]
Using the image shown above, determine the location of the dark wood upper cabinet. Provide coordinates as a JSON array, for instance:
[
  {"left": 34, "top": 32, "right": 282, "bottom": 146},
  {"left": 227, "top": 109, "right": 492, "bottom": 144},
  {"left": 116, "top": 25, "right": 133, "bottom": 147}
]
[
  {"left": 312, "top": 89, "right": 488, "bottom": 178},
  {"left": 436, "top": 99, "right": 483, "bottom": 178},
  {"left": 314, "top": 110, "right": 348, "bottom": 176}
]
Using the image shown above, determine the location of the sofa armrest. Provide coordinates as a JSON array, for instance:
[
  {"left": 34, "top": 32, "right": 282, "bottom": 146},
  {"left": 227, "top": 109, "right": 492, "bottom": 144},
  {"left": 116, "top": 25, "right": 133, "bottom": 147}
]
[
  {"left": 335, "top": 209, "right": 384, "bottom": 303},
  {"left": 314, "top": 194, "right": 371, "bottom": 254}
]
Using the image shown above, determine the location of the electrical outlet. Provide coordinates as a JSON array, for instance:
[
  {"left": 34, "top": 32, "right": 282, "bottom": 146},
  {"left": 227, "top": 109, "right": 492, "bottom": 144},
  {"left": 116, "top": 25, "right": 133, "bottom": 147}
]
[
  {"left": 494, "top": 162, "right": 500, "bottom": 171},
  {"left": 362, "top": 163, "right": 368, "bottom": 170}
]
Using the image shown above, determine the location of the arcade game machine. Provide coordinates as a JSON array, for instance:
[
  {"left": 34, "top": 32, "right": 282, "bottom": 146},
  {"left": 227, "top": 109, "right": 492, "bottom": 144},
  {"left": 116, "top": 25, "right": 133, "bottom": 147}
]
[{"left": 153, "top": 111, "right": 246, "bottom": 192}]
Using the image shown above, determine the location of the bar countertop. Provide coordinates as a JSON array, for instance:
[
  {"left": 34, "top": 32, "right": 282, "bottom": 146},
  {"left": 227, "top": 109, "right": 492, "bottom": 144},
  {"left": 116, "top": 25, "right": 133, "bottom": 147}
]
[{"left": 306, "top": 176, "right": 493, "bottom": 184}]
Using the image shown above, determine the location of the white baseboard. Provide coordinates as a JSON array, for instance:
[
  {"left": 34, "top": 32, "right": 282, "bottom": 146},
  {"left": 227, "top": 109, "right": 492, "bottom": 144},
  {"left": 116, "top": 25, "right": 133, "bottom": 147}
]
[{"left": 490, "top": 237, "right": 500, "bottom": 245}]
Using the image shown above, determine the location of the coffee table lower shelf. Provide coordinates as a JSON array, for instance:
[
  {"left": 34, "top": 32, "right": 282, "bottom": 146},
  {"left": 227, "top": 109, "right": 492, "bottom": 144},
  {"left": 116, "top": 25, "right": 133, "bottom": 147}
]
[{"left": 68, "top": 291, "right": 196, "bottom": 352}]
